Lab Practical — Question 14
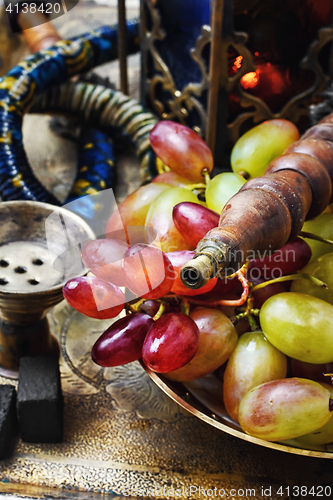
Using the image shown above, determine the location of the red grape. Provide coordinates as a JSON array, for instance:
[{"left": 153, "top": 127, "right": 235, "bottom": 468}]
[
  {"left": 150, "top": 121, "right": 213, "bottom": 182},
  {"left": 138, "top": 299, "right": 161, "bottom": 317},
  {"left": 164, "top": 307, "right": 238, "bottom": 382},
  {"left": 91, "top": 313, "right": 154, "bottom": 367},
  {"left": 142, "top": 312, "right": 200, "bottom": 372},
  {"left": 139, "top": 300, "right": 181, "bottom": 317},
  {"left": 81, "top": 238, "right": 128, "bottom": 286},
  {"left": 63, "top": 276, "right": 125, "bottom": 319},
  {"left": 152, "top": 171, "right": 193, "bottom": 187},
  {"left": 167, "top": 250, "right": 218, "bottom": 296},
  {"left": 172, "top": 202, "right": 219, "bottom": 248},
  {"left": 247, "top": 237, "right": 312, "bottom": 280},
  {"left": 194, "top": 275, "right": 241, "bottom": 300},
  {"left": 122, "top": 244, "right": 175, "bottom": 300}
]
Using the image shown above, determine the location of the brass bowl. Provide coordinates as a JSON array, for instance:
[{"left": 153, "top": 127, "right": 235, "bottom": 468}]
[
  {"left": 144, "top": 367, "right": 333, "bottom": 458},
  {"left": 0, "top": 200, "right": 95, "bottom": 377}
]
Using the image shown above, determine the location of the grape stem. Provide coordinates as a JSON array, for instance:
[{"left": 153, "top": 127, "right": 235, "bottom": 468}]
[
  {"left": 323, "top": 373, "right": 333, "bottom": 385},
  {"left": 229, "top": 296, "right": 260, "bottom": 330},
  {"left": 184, "top": 183, "right": 207, "bottom": 191},
  {"left": 250, "top": 273, "right": 328, "bottom": 293},
  {"left": 179, "top": 297, "right": 190, "bottom": 316},
  {"left": 128, "top": 298, "right": 147, "bottom": 313},
  {"left": 299, "top": 231, "right": 333, "bottom": 246},
  {"left": 201, "top": 167, "right": 211, "bottom": 186},
  {"left": 153, "top": 301, "right": 166, "bottom": 321},
  {"left": 238, "top": 170, "right": 250, "bottom": 180}
]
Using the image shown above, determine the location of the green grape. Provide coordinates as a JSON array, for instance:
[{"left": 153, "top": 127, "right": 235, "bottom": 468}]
[
  {"left": 223, "top": 331, "right": 287, "bottom": 423},
  {"left": 238, "top": 378, "right": 332, "bottom": 442},
  {"left": 294, "top": 383, "right": 333, "bottom": 446},
  {"left": 260, "top": 292, "right": 333, "bottom": 364},
  {"left": 301, "top": 213, "right": 333, "bottom": 261},
  {"left": 205, "top": 172, "right": 247, "bottom": 214},
  {"left": 230, "top": 119, "right": 299, "bottom": 178},
  {"left": 145, "top": 187, "right": 201, "bottom": 253},
  {"left": 105, "top": 182, "right": 171, "bottom": 237},
  {"left": 290, "top": 252, "right": 333, "bottom": 304}
]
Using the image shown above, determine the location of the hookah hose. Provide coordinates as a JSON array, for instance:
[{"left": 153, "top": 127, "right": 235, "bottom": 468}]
[
  {"left": 31, "top": 80, "right": 160, "bottom": 197},
  {"left": 0, "top": 21, "right": 159, "bottom": 205},
  {"left": 15, "top": 5, "right": 123, "bottom": 204}
]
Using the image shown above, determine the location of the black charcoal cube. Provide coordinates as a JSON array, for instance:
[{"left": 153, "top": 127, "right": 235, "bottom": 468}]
[
  {"left": 17, "top": 355, "right": 63, "bottom": 443},
  {"left": 0, "top": 385, "right": 17, "bottom": 459}
]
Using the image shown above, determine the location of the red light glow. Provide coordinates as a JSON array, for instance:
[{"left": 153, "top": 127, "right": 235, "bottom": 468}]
[
  {"left": 232, "top": 55, "right": 243, "bottom": 72},
  {"left": 241, "top": 69, "right": 261, "bottom": 89}
]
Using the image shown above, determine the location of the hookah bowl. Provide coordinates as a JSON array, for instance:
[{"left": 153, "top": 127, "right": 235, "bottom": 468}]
[{"left": 0, "top": 200, "right": 95, "bottom": 378}]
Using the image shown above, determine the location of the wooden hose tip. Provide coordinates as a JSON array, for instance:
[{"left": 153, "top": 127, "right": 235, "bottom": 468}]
[{"left": 18, "top": 10, "right": 61, "bottom": 52}]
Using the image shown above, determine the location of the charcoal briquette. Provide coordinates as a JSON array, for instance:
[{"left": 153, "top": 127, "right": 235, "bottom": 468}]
[{"left": 17, "top": 355, "right": 63, "bottom": 443}]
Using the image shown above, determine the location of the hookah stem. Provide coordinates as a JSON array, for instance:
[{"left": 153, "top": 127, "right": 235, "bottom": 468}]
[{"left": 180, "top": 122, "right": 333, "bottom": 289}]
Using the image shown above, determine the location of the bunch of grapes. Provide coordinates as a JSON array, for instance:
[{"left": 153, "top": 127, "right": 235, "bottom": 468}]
[{"left": 63, "top": 118, "right": 333, "bottom": 448}]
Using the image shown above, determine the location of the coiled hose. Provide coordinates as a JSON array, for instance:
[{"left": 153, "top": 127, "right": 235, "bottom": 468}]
[{"left": 0, "top": 21, "right": 159, "bottom": 205}]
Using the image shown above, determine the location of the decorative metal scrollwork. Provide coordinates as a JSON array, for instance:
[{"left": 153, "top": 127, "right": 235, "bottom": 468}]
[
  {"left": 141, "top": 0, "right": 333, "bottom": 146},
  {"left": 226, "top": 26, "right": 333, "bottom": 142},
  {"left": 141, "top": 0, "right": 211, "bottom": 137}
]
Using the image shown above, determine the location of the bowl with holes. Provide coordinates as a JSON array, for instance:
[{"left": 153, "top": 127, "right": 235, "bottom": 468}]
[{"left": 0, "top": 200, "right": 95, "bottom": 377}]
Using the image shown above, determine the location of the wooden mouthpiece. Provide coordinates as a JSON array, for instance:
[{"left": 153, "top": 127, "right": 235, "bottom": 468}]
[{"left": 18, "top": 11, "right": 61, "bottom": 52}]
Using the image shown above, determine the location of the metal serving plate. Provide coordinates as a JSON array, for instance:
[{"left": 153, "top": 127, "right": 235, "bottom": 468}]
[{"left": 143, "top": 367, "right": 333, "bottom": 459}]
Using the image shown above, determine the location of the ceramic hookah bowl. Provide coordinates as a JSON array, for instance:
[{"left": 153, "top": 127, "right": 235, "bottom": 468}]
[{"left": 0, "top": 200, "right": 95, "bottom": 378}]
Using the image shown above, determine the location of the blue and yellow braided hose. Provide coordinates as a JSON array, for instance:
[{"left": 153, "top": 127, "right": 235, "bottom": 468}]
[
  {"left": 31, "top": 80, "right": 159, "bottom": 198},
  {"left": 0, "top": 21, "right": 159, "bottom": 205}
]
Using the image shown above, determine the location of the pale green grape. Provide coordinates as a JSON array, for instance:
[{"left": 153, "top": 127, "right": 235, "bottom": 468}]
[
  {"left": 260, "top": 292, "right": 333, "bottom": 364},
  {"left": 302, "top": 213, "right": 333, "bottom": 261},
  {"left": 145, "top": 187, "right": 202, "bottom": 253},
  {"left": 205, "top": 172, "right": 246, "bottom": 214},
  {"left": 238, "top": 378, "right": 332, "bottom": 442},
  {"left": 294, "top": 383, "right": 333, "bottom": 446},
  {"left": 290, "top": 252, "right": 333, "bottom": 304},
  {"left": 223, "top": 331, "right": 287, "bottom": 423},
  {"left": 230, "top": 119, "right": 299, "bottom": 178}
]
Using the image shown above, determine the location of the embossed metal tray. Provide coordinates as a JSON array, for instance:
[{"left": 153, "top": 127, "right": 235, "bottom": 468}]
[{"left": 143, "top": 367, "right": 333, "bottom": 459}]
